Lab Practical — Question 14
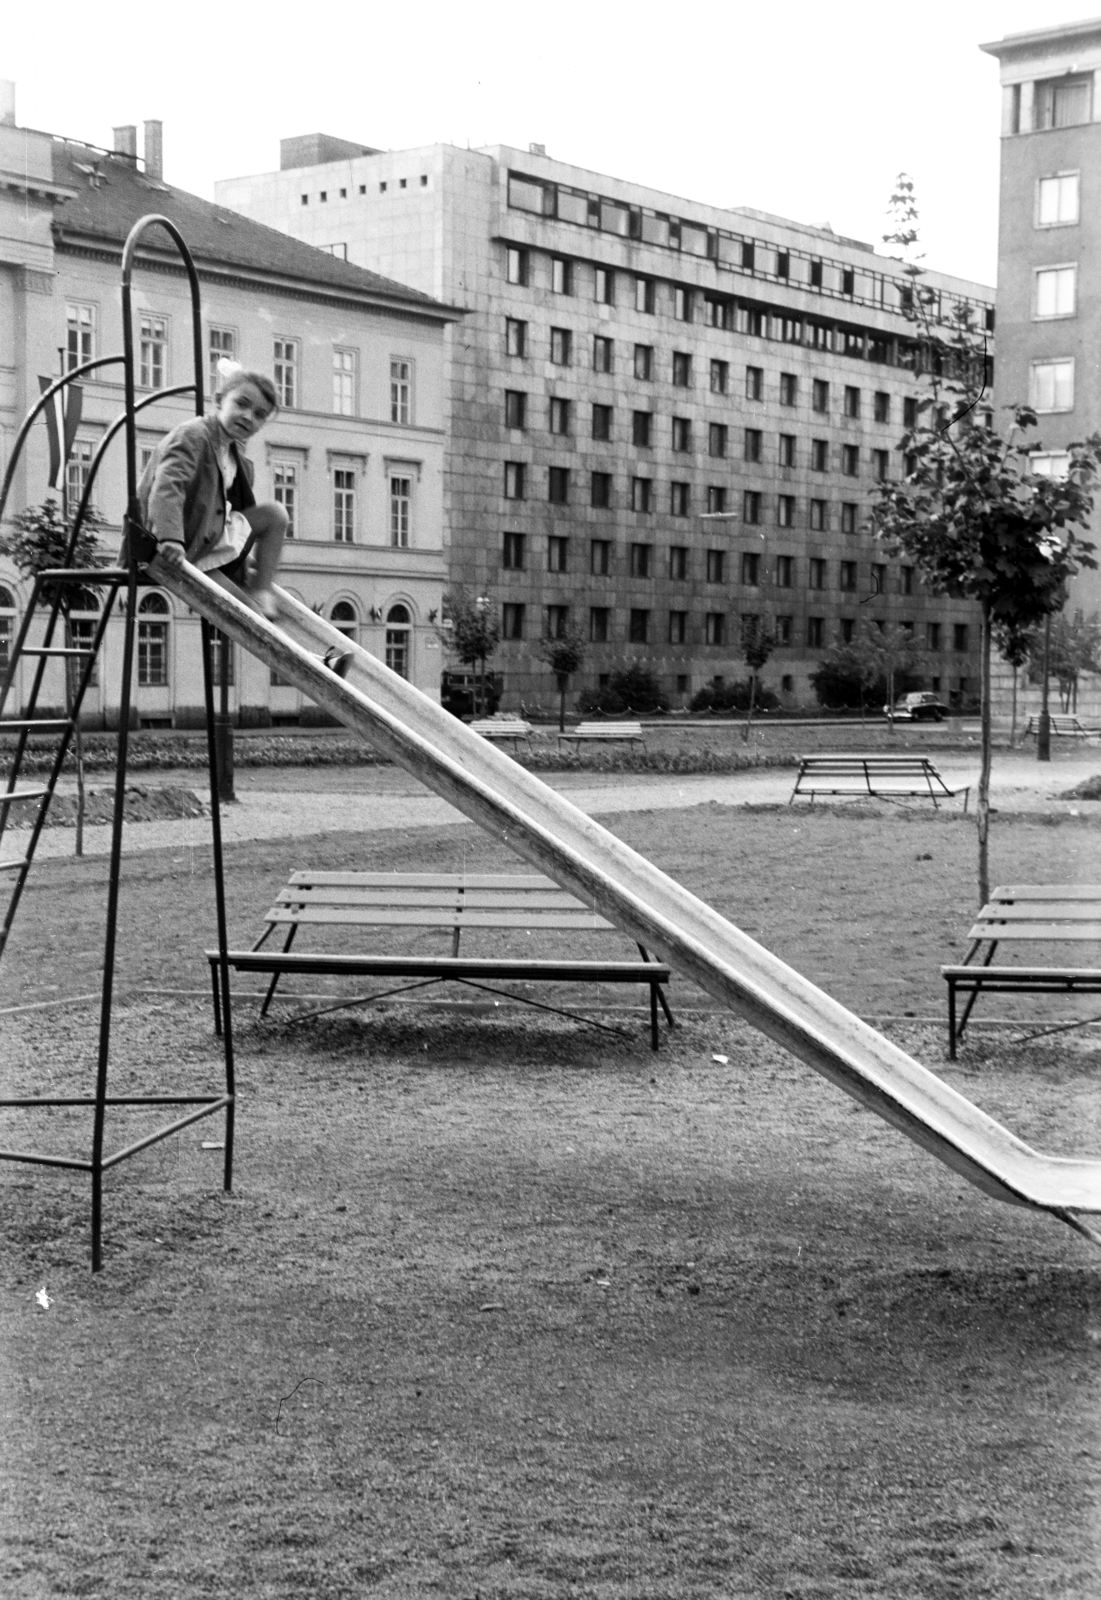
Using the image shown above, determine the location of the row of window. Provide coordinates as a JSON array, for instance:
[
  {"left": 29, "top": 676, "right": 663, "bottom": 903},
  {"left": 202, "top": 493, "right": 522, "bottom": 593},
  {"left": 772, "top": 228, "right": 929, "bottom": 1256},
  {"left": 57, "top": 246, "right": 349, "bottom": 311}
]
[
  {"left": 64, "top": 305, "right": 415, "bottom": 421},
  {"left": 299, "top": 174, "right": 429, "bottom": 203},
  {"left": 502, "top": 601, "right": 969, "bottom": 652},
  {"left": 502, "top": 461, "right": 884, "bottom": 511}
]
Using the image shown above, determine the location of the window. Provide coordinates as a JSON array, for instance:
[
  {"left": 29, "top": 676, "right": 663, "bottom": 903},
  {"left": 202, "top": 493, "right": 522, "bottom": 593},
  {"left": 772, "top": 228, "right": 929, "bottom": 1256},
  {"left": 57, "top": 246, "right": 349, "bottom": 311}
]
[
  {"left": 903, "top": 396, "right": 919, "bottom": 429},
  {"left": 805, "top": 438, "right": 827, "bottom": 473},
  {"left": 668, "top": 611, "right": 687, "bottom": 644},
  {"left": 812, "top": 378, "right": 829, "bottom": 413},
  {"left": 671, "top": 417, "right": 691, "bottom": 452},
  {"left": 273, "top": 338, "right": 297, "bottom": 408},
  {"left": 806, "top": 617, "right": 824, "bottom": 648},
  {"left": 705, "top": 297, "right": 733, "bottom": 331},
  {"left": 207, "top": 325, "right": 234, "bottom": 395},
  {"left": 779, "top": 434, "right": 796, "bottom": 468},
  {"left": 674, "top": 287, "right": 692, "bottom": 322},
  {"left": 901, "top": 566, "right": 914, "bottom": 595},
  {"left": 548, "top": 535, "right": 569, "bottom": 573},
  {"left": 631, "top": 477, "right": 653, "bottom": 512},
  {"left": 841, "top": 444, "right": 860, "bottom": 476},
  {"left": 1030, "top": 359, "right": 1074, "bottom": 412},
  {"left": 592, "top": 403, "right": 612, "bottom": 441},
  {"left": 1031, "top": 450, "right": 1071, "bottom": 479},
  {"left": 629, "top": 609, "right": 650, "bottom": 643},
  {"left": 839, "top": 618, "right": 855, "bottom": 644},
  {"left": 137, "top": 592, "right": 170, "bottom": 686},
  {"left": 843, "top": 385, "right": 861, "bottom": 419},
  {"left": 502, "top": 531, "right": 526, "bottom": 569},
  {"left": 705, "top": 613, "right": 725, "bottom": 646},
  {"left": 775, "top": 616, "right": 793, "bottom": 647},
  {"left": 330, "top": 601, "right": 358, "bottom": 645},
  {"left": 502, "top": 603, "right": 526, "bottom": 640},
  {"left": 777, "top": 495, "right": 795, "bottom": 528},
  {"left": 744, "top": 428, "right": 762, "bottom": 463},
  {"left": 591, "top": 471, "right": 612, "bottom": 508},
  {"left": 953, "top": 623, "right": 969, "bottom": 653},
  {"left": 139, "top": 316, "right": 167, "bottom": 389},
  {"left": 779, "top": 373, "right": 797, "bottom": 407},
  {"left": 504, "top": 462, "right": 526, "bottom": 499},
  {"left": 706, "top": 486, "right": 727, "bottom": 516},
  {"left": 333, "top": 467, "right": 356, "bottom": 542},
  {"left": 809, "top": 558, "right": 826, "bottom": 590},
  {"left": 272, "top": 459, "right": 298, "bottom": 537},
  {"left": 670, "top": 481, "right": 690, "bottom": 517},
  {"left": 333, "top": 348, "right": 357, "bottom": 415},
  {"left": 1038, "top": 172, "right": 1079, "bottom": 227},
  {"left": 589, "top": 607, "right": 609, "bottom": 643},
  {"left": 1035, "top": 266, "right": 1077, "bottom": 319},
  {"left": 548, "top": 466, "right": 569, "bottom": 504},
  {"left": 505, "top": 390, "right": 527, "bottom": 430},
  {"left": 775, "top": 555, "right": 794, "bottom": 588},
  {"left": 66, "top": 303, "right": 95, "bottom": 372},
  {"left": 390, "top": 358, "right": 412, "bottom": 423},
  {"left": 590, "top": 538, "right": 611, "bottom": 575},
  {"left": 926, "top": 621, "right": 942, "bottom": 652},
  {"left": 743, "top": 490, "right": 761, "bottom": 525},
  {"left": 0, "top": 585, "right": 16, "bottom": 675},
  {"left": 549, "top": 397, "right": 570, "bottom": 435},
  {"left": 706, "top": 550, "right": 725, "bottom": 584},
  {"left": 506, "top": 247, "right": 529, "bottom": 285},
  {"left": 506, "top": 318, "right": 528, "bottom": 357},
  {"left": 635, "top": 275, "right": 655, "bottom": 313},
  {"left": 594, "top": 267, "right": 615, "bottom": 304},
  {"left": 873, "top": 391, "right": 890, "bottom": 423},
  {"left": 632, "top": 410, "right": 653, "bottom": 447},
  {"left": 672, "top": 351, "right": 692, "bottom": 388},
  {"left": 872, "top": 449, "right": 890, "bottom": 482},
  {"left": 67, "top": 590, "right": 100, "bottom": 688},
  {"left": 741, "top": 552, "right": 760, "bottom": 586},
  {"left": 551, "top": 256, "right": 573, "bottom": 295},
  {"left": 550, "top": 327, "right": 572, "bottom": 366},
  {"left": 593, "top": 335, "right": 613, "bottom": 372},
  {"left": 841, "top": 503, "right": 858, "bottom": 534},
  {"left": 65, "top": 439, "right": 94, "bottom": 510},
  {"left": 668, "top": 546, "right": 688, "bottom": 581},
  {"left": 634, "top": 344, "right": 654, "bottom": 381},
  {"left": 385, "top": 604, "right": 411, "bottom": 680},
  {"left": 839, "top": 560, "right": 857, "bottom": 592},
  {"left": 710, "top": 359, "right": 729, "bottom": 394},
  {"left": 630, "top": 543, "right": 653, "bottom": 578},
  {"left": 389, "top": 475, "right": 411, "bottom": 547},
  {"left": 705, "top": 423, "right": 728, "bottom": 461},
  {"left": 746, "top": 366, "right": 763, "bottom": 401},
  {"left": 1036, "top": 75, "right": 1091, "bottom": 129}
]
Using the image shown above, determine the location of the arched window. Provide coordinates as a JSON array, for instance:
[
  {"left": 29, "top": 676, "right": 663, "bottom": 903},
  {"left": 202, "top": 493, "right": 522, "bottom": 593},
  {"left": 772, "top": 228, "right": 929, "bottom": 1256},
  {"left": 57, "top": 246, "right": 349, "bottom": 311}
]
[
  {"left": 330, "top": 600, "right": 358, "bottom": 643},
  {"left": 0, "top": 585, "right": 15, "bottom": 676},
  {"left": 68, "top": 587, "right": 101, "bottom": 688},
  {"left": 385, "top": 603, "right": 411, "bottom": 679},
  {"left": 137, "top": 592, "right": 170, "bottom": 686}
]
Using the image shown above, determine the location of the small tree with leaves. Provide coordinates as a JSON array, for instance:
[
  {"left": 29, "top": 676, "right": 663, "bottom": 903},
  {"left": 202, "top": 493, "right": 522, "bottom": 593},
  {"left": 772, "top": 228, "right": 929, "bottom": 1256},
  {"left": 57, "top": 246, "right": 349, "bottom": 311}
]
[
  {"left": 993, "top": 619, "right": 1037, "bottom": 747},
  {"left": 536, "top": 628, "right": 586, "bottom": 732},
  {"left": 0, "top": 499, "right": 109, "bottom": 855},
  {"left": 1028, "top": 610, "right": 1101, "bottom": 712},
  {"left": 739, "top": 616, "right": 774, "bottom": 743},
  {"left": 437, "top": 588, "right": 501, "bottom": 717}
]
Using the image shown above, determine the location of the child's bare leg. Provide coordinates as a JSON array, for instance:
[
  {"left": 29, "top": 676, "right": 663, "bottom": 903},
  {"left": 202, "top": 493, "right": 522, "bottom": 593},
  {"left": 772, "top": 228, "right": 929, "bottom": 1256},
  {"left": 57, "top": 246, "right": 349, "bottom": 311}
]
[{"left": 241, "top": 503, "right": 287, "bottom": 615}]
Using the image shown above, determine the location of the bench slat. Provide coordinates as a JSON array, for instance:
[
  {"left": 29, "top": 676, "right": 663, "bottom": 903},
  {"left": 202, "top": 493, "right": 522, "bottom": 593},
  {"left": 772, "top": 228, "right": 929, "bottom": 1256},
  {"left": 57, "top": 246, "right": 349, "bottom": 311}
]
[
  {"left": 265, "top": 906, "right": 616, "bottom": 930},
  {"left": 965, "top": 922, "right": 1101, "bottom": 941},
  {"left": 212, "top": 952, "right": 670, "bottom": 982},
  {"left": 287, "top": 871, "right": 556, "bottom": 890}
]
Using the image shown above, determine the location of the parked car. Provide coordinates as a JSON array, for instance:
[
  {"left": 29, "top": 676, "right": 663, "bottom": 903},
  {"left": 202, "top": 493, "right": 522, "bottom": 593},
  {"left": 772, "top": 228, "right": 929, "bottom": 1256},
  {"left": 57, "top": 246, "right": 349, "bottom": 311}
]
[
  {"left": 884, "top": 691, "right": 948, "bottom": 722},
  {"left": 440, "top": 670, "right": 503, "bottom": 720}
]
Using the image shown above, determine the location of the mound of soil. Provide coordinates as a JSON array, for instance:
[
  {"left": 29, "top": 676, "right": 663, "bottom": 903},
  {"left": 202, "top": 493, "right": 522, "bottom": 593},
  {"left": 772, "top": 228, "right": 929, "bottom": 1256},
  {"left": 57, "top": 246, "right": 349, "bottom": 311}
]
[{"left": 6, "top": 784, "right": 205, "bottom": 829}]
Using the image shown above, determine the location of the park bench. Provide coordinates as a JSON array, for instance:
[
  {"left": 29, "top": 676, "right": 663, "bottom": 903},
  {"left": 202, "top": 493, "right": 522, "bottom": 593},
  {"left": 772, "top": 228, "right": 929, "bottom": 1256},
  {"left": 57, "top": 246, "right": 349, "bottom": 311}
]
[
  {"left": 469, "top": 717, "right": 533, "bottom": 749},
  {"left": 942, "top": 885, "right": 1101, "bottom": 1058},
  {"left": 790, "top": 754, "right": 972, "bottom": 811},
  {"left": 206, "top": 870, "right": 673, "bottom": 1049},
  {"left": 1023, "top": 714, "right": 1092, "bottom": 741},
  {"left": 558, "top": 721, "right": 645, "bottom": 750}
]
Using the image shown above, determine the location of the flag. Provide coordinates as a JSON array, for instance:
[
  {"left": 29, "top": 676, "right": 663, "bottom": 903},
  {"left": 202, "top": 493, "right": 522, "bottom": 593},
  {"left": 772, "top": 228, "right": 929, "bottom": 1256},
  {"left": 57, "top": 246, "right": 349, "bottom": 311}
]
[{"left": 38, "top": 376, "right": 83, "bottom": 492}]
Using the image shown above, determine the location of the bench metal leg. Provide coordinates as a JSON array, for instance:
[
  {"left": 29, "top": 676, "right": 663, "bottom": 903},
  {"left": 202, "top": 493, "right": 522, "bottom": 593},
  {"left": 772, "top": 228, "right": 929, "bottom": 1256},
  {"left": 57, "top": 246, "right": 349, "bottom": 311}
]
[
  {"left": 210, "top": 956, "right": 223, "bottom": 1037},
  {"left": 260, "top": 924, "right": 298, "bottom": 1019},
  {"left": 947, "top": 978, "right": 957, "bottom": 1060},
  {"left": 637, "top": 944, "right": 675, "bottom": 1038}
]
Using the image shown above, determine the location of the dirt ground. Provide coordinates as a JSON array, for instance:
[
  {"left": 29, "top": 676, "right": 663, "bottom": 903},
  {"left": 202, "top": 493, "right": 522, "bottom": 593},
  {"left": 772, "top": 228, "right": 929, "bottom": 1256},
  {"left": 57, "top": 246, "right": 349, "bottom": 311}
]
[{"left": 1, "top": 796, "right": 1100, "bottom": 1598}]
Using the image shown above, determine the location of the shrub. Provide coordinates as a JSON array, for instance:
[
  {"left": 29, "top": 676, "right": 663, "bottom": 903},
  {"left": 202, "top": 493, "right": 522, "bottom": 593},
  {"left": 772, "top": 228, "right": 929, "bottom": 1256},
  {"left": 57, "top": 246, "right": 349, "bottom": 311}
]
[
  {"left": 577, "top": 663, "right": 668, "bottom": 715},
  {"left": 689, "top": 680, "right": 779, "bottom": 714}
]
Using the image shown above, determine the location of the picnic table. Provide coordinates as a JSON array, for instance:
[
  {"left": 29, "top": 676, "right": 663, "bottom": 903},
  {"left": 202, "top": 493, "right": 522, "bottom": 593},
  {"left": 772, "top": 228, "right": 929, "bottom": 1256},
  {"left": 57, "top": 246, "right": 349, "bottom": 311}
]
[
  {"left": 790, "top": 754, "right": 972, "bottom": 810},
  {"left": 206, "top": 870, "right": 674, "bottom": 1049},
  {"left": 942, "top": 885, "right": 1101, "bottom": 1057}
]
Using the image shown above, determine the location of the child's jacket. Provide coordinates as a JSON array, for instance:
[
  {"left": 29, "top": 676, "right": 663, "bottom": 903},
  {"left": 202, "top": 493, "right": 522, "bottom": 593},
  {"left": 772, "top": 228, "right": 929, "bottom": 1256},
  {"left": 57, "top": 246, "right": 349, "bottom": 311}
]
[{"left": 136, "top": 415, "right": 256, "bottom": 563}]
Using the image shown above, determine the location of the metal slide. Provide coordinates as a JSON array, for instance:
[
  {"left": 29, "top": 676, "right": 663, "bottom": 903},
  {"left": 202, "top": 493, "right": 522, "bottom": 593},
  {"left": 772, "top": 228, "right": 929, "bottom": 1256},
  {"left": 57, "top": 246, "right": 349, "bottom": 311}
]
[{"left": 150, "top": 551, "right": 1101, "bottom": 1242}]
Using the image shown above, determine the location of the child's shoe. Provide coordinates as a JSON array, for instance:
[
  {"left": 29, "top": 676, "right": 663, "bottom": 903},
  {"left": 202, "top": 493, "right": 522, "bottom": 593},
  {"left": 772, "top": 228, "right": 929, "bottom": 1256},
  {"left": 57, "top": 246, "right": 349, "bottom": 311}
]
[{"left": 323, "top": 646, "right": 355, "bottom": 679}]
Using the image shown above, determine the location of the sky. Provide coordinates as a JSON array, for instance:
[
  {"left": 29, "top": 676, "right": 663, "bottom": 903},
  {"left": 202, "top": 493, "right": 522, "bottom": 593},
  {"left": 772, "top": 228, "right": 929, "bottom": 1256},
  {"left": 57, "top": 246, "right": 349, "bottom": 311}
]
[{"left": 2, "top": 1, "right": 1093, "bottom": 288}]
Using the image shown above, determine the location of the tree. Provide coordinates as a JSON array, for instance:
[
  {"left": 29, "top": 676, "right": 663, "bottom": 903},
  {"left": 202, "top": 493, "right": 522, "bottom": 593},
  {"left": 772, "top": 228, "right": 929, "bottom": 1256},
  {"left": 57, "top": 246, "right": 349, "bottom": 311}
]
[
  {"left": 1028, "top": 610, "right": 1101, "bottom": 712},
  {"left": 993, "top": 619, "right": 1037, "bottom": 746},
  {"left": 535, "top": 628, "right": 586, "bottom": 732},
  {"left": 437, "top": 588, "right": 501, "bottom": 718},
  {"left": 870, "top": 175, "right": 1098, "bottom": 904},
  {"left": 739, "top": 616, "right": 774, "bottom": 743},
  {"left": 0, "top": 500, "right": 109, "bottom": 855},
  {"left": 810, "top": 623, "right": 922, "bottom": 717}
]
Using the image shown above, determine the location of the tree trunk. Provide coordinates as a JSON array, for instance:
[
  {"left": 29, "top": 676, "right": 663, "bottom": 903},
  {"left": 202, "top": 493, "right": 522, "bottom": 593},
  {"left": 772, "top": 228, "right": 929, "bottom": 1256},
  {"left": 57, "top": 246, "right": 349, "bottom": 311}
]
[
  {"left": 886, "top": 665, "right": 896, "bottom": 735},
  {"left": 742, "top": 671, "right": 758, "bottom": 744},
  {"left": 1009, "top": 663, "right": 1018, "bottom": 747},
  {"left": 1038, "top": 613, "right": 1052, "bottom": 762},
  {"left": 64, "top": 616, "right": 85, "bottom": 857},
  {"left": 556, "top": 672, "right": 568, "bottom": 734},
  {"left": 976, "top": 601, "right": 992, "bottom": 909}
]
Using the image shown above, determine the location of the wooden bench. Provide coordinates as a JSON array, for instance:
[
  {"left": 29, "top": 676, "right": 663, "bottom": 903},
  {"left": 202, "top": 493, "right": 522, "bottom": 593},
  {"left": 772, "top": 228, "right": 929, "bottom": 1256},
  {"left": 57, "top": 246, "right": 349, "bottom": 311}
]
[
  {"left": 1023, "top": 714, "right": 1091, "bottom": 741},
  {"left": 206, "top": 871, "right": 673, "bottom": 1049},
  {"left": 790, "top": 754, "right": 972, "bottom": 811},
  {"left": 558, "top": 721, "right": 644, "bottom": 749},
  {"left": 469, "top": 718, "right": 533, "bottom": 749},
  {"left": 942, "top": 885, "right": 1101, "bottom": 1057}
]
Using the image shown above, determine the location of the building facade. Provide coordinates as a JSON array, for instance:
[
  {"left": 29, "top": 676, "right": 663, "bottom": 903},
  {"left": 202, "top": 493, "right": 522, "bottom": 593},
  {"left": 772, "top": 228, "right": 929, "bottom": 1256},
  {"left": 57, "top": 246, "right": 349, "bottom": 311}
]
[
  {"left": 0, "top": 105, "right": 459, "bottom": 727},
  {"left": 219, "top": 141, "right": 993, "bottom": 711}
]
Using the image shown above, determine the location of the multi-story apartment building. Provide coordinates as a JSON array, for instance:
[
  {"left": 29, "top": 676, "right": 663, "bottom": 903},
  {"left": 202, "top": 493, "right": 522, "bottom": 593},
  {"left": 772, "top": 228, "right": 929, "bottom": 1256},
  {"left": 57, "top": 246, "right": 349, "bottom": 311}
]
[
  {"left": 0, "top": 101, "right": 459, "bottom": 727},
  {"left": 218, "top": 138, "right": 993, "bottom": 709}
]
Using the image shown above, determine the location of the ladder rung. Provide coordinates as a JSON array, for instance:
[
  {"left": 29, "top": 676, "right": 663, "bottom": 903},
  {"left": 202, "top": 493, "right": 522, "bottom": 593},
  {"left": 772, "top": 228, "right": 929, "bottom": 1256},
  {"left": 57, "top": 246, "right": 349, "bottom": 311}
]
[
  {"left": 0, "top": 859, "right": 29, "bottom": 872},
  {"left": 39, "top": 567, "right": 128, "bottom": 582},
  {"left": 0, "top": 719, "right": 73, "bottom": 733},
  {"left": 19, "top": 647, "right": 94, "bottom": 657},
  {"left": 0, "top": 789, "right": 47, "bottom": 806}
]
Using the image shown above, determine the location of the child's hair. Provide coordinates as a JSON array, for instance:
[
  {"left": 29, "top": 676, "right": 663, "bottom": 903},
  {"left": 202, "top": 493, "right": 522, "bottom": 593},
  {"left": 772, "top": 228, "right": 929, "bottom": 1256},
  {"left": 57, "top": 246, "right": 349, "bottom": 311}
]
[{"left": 215, "top": 365, "right": 279, "bottom": 413}]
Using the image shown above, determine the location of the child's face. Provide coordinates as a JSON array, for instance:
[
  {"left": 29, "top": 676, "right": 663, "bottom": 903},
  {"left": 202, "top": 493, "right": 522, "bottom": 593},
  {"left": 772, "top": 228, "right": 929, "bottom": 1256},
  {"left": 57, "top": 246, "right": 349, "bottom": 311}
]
[{"left": 217, "top": 381, "right": 273, "bottom": 444}]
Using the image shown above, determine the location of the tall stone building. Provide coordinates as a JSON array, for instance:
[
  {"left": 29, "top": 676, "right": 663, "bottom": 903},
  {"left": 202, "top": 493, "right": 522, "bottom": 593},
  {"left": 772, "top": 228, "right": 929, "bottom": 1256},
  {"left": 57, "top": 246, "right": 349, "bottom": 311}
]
[{"left": 218, "top": 139, "right": 993, "bottom": 710}]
